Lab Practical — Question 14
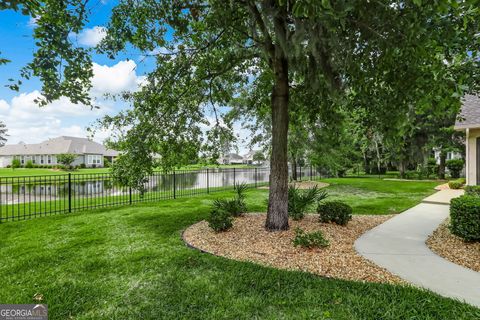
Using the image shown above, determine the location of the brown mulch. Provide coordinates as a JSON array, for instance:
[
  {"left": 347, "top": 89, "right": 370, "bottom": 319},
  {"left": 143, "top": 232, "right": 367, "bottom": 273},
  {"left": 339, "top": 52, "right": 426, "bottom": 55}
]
[
  {"left": 183, "top": 213, "right": 403, "bottom": 284},
  {"left": 434, "top": 183, "right": 451, "bottom": 191},
  {"left": 426, "top": 219, "right": 480, "bottom": 272},
  {"left": 259, "top": 181, "right": 329, "bottom": 190}
]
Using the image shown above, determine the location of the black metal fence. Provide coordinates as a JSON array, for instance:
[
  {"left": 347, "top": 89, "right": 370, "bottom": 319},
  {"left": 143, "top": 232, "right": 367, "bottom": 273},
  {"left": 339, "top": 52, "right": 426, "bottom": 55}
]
[{"left": 0, "top": 166, "right": 324, "bottom": 222}]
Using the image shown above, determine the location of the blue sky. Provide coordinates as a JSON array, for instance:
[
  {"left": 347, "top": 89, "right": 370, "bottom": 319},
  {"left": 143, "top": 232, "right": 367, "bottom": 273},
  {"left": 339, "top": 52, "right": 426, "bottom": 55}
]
[{"left": 0, "top": 2, "right": 253, "bottom": 154}]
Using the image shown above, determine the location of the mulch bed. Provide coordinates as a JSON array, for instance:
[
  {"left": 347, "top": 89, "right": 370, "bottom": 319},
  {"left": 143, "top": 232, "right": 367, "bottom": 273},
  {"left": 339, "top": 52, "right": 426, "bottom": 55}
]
[
  {"left": 183, "top": 213, "right": 403, "bottom": 284},
  {"left": 259, "top": 181, "right": 330, "bottom": 190},
  {"left": 426, "top": 219, "right": 480, "bottom": 272}
]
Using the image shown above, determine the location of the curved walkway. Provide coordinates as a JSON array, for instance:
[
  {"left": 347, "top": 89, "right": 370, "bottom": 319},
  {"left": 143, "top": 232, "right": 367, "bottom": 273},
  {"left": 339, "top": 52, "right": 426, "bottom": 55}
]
[{"left": 355, "top": 191, "right": 480, "bottom": 308}]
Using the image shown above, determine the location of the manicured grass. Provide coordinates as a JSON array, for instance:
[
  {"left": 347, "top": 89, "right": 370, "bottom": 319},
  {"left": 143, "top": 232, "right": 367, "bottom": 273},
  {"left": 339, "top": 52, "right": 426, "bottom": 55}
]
[
  {"left": 0, "top": 164, "right": 255, "bottom": 177},
  {"left": 0, "top": 186, "right": 478, "bottom": 319},
  {"left": 0, "top": 168, "right": 111, "bottom": 177},
  {"left": 323, "top": 177, "right": 440, "bottom": 214}
]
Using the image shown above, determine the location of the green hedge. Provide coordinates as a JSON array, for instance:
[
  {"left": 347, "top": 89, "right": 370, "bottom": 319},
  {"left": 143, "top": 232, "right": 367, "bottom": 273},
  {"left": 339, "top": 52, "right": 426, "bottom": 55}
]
[
  {"left": 450, "top": 195, "right": 480, "bottom": 242},
  {"left": 464, "top": 185, "right": 480, "bottom": 197},
  {"left": 317, "top": 201, "right": 352, "bottom": 226},
  {"left": 448, "top": 178, "right": 465, "bottom": 190}
]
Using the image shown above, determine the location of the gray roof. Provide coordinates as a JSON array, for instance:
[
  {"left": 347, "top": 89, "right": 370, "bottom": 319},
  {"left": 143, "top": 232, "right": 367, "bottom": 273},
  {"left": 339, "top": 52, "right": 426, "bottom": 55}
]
[
  {"left": 0, "top": 136, "right": 119, "bottom": 156},
  {"left": 226, "top": 153, "right": 243, "bottom": 160},
  {"left": 455, "top": 95, "right": 480, "bottom": 130}
]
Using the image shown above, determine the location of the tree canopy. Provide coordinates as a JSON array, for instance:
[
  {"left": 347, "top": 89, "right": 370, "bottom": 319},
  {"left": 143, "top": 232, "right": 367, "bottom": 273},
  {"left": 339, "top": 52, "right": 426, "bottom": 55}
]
[{"left": 2, "top": 0, "right": 480, "bottom": 230}]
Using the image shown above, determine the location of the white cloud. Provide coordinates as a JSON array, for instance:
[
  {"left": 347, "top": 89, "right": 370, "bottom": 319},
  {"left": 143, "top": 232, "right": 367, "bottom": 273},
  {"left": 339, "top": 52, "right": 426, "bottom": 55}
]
[
  {"left": 91, "top": 60, "right": 141, "bottom": 96},
  {"left": 0, "top": 60, "right": 145, "bottom": 145},
  {"left": 74, "top": 26, "right": 107, "bottom": 47}
]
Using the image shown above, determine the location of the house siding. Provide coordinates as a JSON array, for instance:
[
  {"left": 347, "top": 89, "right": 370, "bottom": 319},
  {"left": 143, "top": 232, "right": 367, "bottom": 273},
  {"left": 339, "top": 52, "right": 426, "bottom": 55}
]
[{"left": 466, "top": 128, "right": 480, "bottom": 185}]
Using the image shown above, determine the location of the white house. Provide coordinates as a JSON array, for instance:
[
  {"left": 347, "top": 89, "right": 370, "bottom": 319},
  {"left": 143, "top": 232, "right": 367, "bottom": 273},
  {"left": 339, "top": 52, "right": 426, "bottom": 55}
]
[
  {"left": 0, "top": 136, "right": 119, "bottom": 168},
  {"left": 217, "top": 153, "right": 245, "bottom": 165},
  {"left": 454, "top": 94, "right": 480, "bottom": 185},
  {"left": 432, "top": 148, "right": 462, "bottom": 164}
]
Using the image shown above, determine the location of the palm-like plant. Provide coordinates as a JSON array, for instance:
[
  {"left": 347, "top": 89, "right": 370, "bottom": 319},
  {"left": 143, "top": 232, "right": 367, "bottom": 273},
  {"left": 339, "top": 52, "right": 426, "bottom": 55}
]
[
  {"left": 212, "top": 182, "right": 248, "bottom": 217},
  {"left": 288, "top": 185, "right": 328, "bottom": 220}
]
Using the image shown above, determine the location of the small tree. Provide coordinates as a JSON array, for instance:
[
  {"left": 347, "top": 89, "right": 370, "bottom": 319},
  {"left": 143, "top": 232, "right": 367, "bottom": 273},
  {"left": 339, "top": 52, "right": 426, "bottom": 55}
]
[
  {"left": 56, "top": 153, "right": 77, "bottom": 171},
  {"left": 11, "top": 158, "right": 21, "bottom": 169},
  {"left": 252, "top": 151, "right": 266, "bottom": 165},
  {"left": 446, "top": 159, "right": 464, "bottom": 179}
]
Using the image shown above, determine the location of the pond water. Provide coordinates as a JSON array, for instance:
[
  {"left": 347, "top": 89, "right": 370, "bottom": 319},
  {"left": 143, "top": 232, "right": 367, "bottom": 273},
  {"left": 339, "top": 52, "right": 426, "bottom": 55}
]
[{"left": 0, "top": 167, "right": 318, "bottom": 205}]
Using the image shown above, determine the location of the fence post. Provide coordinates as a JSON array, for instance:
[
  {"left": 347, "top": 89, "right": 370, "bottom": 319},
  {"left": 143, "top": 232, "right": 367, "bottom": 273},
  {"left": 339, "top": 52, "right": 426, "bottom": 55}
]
[
  {"left": 310, "top": 165, "right": 313, "bottom": 180},
  {"left": 255, "top": 167, "right": 257, "bottom": 188},
  {"left": 206, "top": 168, "right": 210, "bottom": 194},
  {"left": 233, "top": 168, "right": 236, "bottom": 189},
  {"left": 129, "top": 186, "right": 132, "bottom": 204},
  {"left": 299, "top": 166, "right": 302, "bottom": 181},
  {"left": 68, "top": 173, "right": 72, "bottom": 213},
  {"left": 173, "top": 170, "right": 176, "bottom": 199}
]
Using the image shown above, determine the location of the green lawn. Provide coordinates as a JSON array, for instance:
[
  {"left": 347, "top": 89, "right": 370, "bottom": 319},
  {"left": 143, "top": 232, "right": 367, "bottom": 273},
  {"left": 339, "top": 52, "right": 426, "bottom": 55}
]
[
  {"left": 0, "top": 164, "right": 255, "bottom": 177},
  {"left": 0, "top": 179, "right": 478, "bottom": 319},
  {"left": 0, "top": 167, "right": 111, "bottom": 177},
  {"left": 323, "top": 177, "right": 440, "bottom": 214}
]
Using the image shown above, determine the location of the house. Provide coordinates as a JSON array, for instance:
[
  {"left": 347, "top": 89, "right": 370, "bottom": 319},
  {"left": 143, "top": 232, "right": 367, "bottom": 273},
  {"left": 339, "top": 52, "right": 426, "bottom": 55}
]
[
  {"left": 0, "top": 136, "right": 119, "bottom": 168},
  {"left": 454, "top": 94, "right": 480, "bottom": 185},
  {"left": 433, "top": 148, "right": 462, "bottom": 164},
  {"left": 217, "top": 153, "right": 244, "bottom": 165},
  {"left": 242, "top": 150, "right": 266, "bottom": 165}
]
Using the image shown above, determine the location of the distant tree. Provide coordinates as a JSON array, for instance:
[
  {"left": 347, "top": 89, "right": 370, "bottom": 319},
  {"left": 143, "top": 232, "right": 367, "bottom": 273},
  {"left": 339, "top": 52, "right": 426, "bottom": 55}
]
[
  {"left": 252, "top": 151, "right": 266, "bottom": 165},
  {"left": 11, "top": 158, "right": 21, "bottom": 169},
  {"left": 56, "top": 153, "right": 77, "bottom": 170},
  {"left": 0, "top": 121, "right": 7, "bottom": 146}
]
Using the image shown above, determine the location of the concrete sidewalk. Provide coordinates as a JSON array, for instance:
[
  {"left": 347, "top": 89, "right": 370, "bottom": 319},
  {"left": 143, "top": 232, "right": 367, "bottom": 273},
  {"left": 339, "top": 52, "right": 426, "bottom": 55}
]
[
  {"left": 355, "top": 202, "right": 480, "bottom": 308},
  {"left": 422, "top": 189, "right": 464, "bottom": 205}
]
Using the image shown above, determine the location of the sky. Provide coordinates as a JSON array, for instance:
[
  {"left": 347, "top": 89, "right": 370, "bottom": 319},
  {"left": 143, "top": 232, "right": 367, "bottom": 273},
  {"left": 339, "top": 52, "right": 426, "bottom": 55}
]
[{"left": 0, "top": 1, "right": 253, "bottom": 155}]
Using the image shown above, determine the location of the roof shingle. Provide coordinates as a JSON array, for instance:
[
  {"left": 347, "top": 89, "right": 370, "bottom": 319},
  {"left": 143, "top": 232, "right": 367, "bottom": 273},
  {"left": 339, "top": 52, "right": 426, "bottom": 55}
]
[{"left": 455, "top": 94, "right": 480, "bottom": 130}]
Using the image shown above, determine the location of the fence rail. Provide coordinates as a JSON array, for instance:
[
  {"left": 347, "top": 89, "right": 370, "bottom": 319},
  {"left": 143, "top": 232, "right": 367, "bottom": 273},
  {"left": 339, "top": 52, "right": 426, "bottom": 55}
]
[{"left": 0, "top": 166, "right": 324, "bottom": 222}]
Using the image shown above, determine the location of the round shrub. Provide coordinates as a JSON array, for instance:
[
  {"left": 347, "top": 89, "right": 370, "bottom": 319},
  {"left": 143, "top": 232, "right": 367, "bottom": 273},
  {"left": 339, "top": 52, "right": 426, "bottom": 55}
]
[
  {"left": 317, "top": 201, "right": 352, "bottom": 226},
  {"left": 448, "top": 179, "right": 464, "bottom": 190},
  {"left": 292, "top": 228, "right": 329, "bottom": 249},
  {"left": 207, "top": 208, "right": 233, "bottom": 232},
  {"left": 450, "top": 195, "right": 480, "bottom": 242}
]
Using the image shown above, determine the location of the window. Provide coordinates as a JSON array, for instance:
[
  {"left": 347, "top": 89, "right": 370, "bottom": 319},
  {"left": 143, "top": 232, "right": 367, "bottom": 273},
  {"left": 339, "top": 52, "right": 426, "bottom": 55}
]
[
  {"left": 47, "top": 155, "right": 52, "bottom": 164},
  {"left": 40, "top": 155, "right": 44, "bottom": 164},
  {"left": 20, "top": 156, "right": 25, "bottom": 164},
  {"left": 87, "top": 155, "right": 101, "bottom": 165}
]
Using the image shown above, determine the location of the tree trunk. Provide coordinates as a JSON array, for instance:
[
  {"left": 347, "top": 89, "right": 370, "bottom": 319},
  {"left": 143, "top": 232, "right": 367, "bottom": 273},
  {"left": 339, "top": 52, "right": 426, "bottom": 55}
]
[
  {"left": 291, "top": 154, "right": 297, "bottom": 181},
  {"left": 374, "top": 139, "right": 382, "bottom": 174},
  {"left": 399, "top": 159, "right": 406, "bottom": 179},
  {"left": 266, "top": 56, "right": 289, "bottom": 231},
  {"left": 438, "top": 150, "right": 446, "bottom": 180}
]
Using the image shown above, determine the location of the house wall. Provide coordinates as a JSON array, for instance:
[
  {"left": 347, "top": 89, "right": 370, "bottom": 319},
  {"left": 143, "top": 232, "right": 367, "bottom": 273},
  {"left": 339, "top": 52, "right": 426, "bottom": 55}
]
[
  {"left": 466, "top": 128, "right": 480, "bottom": 185},
  {"left": 0, "top": 155, "right": 13, "bottom": 167}
]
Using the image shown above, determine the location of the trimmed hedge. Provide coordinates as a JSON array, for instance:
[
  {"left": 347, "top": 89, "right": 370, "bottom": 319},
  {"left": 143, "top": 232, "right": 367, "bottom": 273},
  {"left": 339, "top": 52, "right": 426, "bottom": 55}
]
[
  {"left": 448, "top": 178, "right": 465, "bottom": 190},
  {"left": 464, "top": 185, "right": 480, "bottom": 197},
  {"left": 450, "top": 195, "right": 480, "bottom": 242},
  {"left": 317, "top": 201, "right": 352, "bottom": 226}
]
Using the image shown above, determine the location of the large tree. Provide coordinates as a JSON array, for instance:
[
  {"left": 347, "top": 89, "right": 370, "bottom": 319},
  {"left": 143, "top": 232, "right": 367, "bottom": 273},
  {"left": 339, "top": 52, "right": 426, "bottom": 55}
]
[{"left": 3, "top": 1, "right": 480, "bottom": 231}]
